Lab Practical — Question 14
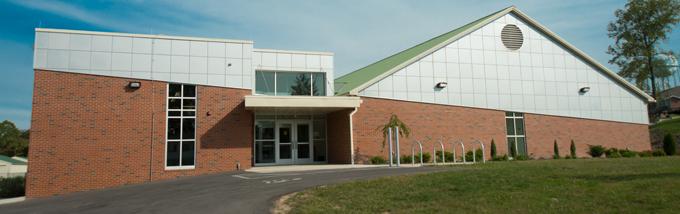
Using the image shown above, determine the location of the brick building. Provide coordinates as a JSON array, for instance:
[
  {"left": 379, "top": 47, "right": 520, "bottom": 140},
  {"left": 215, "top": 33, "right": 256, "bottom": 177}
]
[{"left": 28, "top": 6, "right": 652, "bottom": 197}]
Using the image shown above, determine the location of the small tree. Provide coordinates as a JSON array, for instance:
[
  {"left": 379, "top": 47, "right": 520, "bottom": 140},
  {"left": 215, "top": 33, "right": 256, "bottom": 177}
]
[
  {"left": 663, "top": 133, "right": 677, "bottom": 155},
  {"left": 553, "top": 140, "right": 560, "bottom": 159},
  {"left": 490, "top": 139, "right": 497, "bottom": 158},
  {"left": 570, "top": 140, "right": 577, "bottom": 158},
  {"left": 376, "top": 114, "right": 411, "bottom": 149},
  {"left": 510, "top": 140, "right": 517, "bottom": 158}
]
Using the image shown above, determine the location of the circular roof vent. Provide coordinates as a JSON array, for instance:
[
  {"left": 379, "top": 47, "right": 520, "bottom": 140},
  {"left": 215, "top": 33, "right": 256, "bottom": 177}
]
[{"left": 501, "top": 24, "right": 523, "bottom": 50}]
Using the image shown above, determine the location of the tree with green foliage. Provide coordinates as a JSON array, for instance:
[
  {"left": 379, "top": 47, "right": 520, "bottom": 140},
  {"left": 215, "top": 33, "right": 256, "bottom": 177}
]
[
  {"left": 509, "top": 140, "right": 517, "bottom": 158},
  {"left": 553, "top": 140, "right": 560, "bottom": 159},
  {"left": 570, "top": 140, "right": 577, "bottom": 158},
  {"left": 607, "top": 0, "right": 680, "bottom": 101},
  {"left": 376, "top": 114, "right": 410, "bottom": 149},
  {"left": 663, "top": 133, "right": 677, "bottom": 155},
  {"left": 0, "top": 120, "right": 29, "bottom": 157},
  {"left": 490, "top": 139, "right": 497, "bottom": 158}
]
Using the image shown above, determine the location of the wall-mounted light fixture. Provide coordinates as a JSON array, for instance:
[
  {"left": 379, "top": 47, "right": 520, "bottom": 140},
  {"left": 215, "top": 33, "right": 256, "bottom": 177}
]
[
  {"left": 128, "top": 81, "right": 141, "bottom": 89},
  {"left": 435, "top": 82, "right": 448, "bottom": 89},
  {"left": 579, "top": 86, "right": 590, "bottom": 94}
]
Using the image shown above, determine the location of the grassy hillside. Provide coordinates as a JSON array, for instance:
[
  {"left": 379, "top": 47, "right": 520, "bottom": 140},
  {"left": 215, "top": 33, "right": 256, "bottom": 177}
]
[{"left": 286, "top": 157, "right": 680, "bottom": 213}]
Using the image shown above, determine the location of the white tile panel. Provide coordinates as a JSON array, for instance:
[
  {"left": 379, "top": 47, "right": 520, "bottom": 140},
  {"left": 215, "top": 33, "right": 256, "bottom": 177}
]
[
  {"left": 306, "top": 55, "right": 321, "bottom": 69},
  {"left": 189, "top": 56, "right": 207, "bottom": 74},
  {"left": 69, "top": 34, "right": 91, "bottom": 51},
  {"left": 171, "top": 40, "right": 190, "bottom": 56},
  {"left": 112, "top": 37, "right": 132, "bottom": 53},
  {"left": 153, "top": 39, "right": 171, "bottom": 55},
  {"left": 48, "top": 33, "right": 69, "bottom": 49},
  {"left": 35, "top": 32, "right": 49, "bottom": 49},
  {"left": 207, "top": 42, "right": 226, "bottom": 57},
  {"left": 47, "top": 49, "right": 69, "bottom": 69},
  {"left": 34, "top": 49, "right": 48, "bottom": 68},
  {"left": 171, "top": 55, "right": 190, "bottom": 73},
  {"left": 190, "top": 41, "right": 208, "bottom": 56},
  {"left": 91, "top": 52, "right": 112, "bottom": 70},
  {"left": 131, "top": 54, "right": 152, "bottom": 72},
  {"left": 227, "top": 60, "right": 242, "bottom": 75},
  {"left": 152, "top": 55, "right": 171, "bottom": 73},
  {"left": 132, "top": 38, "right": 152, "bottom": 54},
  {"left": 69, "top": 51, "right": 90, "bottom": 70},
  {"left": 277, "top": 53, "right": 292, "bottom": 68},
  {"left": 321, "top": 55, "right": 333, "bottom": 69},
  {"left": 111, "top": 53, "right": 132, "bottom": 71},
  {"left": 242, "top": 44, "right": 253, "bottom": 59},
  {"left": 226, "top": 43, "right": 242, "bottom": 58},
  {"left": 207, "top": 58, "right": 225, "bottom": 74}
]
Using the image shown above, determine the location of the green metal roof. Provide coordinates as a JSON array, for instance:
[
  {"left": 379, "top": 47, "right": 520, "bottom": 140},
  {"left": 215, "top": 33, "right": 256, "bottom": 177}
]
[
  {"left": 0, "top": 155, "right": 26, "bottom": 165},
  {"left": 334, "top": 7, "right": 511, "bottom": 95}
]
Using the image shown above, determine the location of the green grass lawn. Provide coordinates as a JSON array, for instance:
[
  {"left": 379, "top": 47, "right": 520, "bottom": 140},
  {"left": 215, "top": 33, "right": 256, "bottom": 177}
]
[
  {"left": 651, "top": 117, "right": 680, "bottom": 135},
  {"left": 286, "top": 157, "right": 680, "bottom": 213}
]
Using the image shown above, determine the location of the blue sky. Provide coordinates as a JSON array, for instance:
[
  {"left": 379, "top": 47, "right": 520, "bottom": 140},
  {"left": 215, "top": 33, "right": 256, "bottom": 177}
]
[{"left": 1, "top": 0, "right": 678, "bottom": 129}]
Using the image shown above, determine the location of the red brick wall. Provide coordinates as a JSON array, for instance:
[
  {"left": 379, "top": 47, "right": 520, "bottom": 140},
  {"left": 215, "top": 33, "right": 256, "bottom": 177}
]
[
  {"left": 327, "top": 109, "right": 353, "bottom": 164},
  {"left": 352, "top": 97, "right": 507, "bottom": 163},
  {"left": 524, "top": 113, "right": 650, "bottom": 158},
  {"left": 28, "top": 70, "right": 252, "bottom": 198},
  {"left": 352, "top": 97, "right": 651, "bottom": 162}
]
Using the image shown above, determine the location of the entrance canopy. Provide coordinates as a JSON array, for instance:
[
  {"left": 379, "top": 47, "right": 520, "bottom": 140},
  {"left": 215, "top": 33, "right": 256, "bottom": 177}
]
[{"left": 244, "top": 95, "right": 361, "bottom": 113}]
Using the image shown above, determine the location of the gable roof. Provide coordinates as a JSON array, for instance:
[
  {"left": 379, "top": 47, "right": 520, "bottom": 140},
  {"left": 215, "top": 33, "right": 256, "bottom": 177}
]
[
  {"left": 0, "top": 155, "right": 26, "bottom": 165},
  {"left": 334, "top": 6, "right": 655, "bottom": 103}
]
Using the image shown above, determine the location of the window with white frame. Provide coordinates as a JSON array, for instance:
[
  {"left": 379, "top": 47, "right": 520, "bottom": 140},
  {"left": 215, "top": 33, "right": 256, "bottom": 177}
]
[
  {"left": 505, "top": 112, "right": 527, "bottom": 156},
  {"left": 255, "top": 71, "right": 326, "bottom": 96},
  {"left": 166, "top": 84, "right": 196, "bottom": 168}
]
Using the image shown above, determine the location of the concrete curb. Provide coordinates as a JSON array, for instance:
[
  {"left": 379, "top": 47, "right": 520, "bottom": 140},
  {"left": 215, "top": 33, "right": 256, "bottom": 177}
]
[{"left": 0, "top": 196, "right": 25, "bottom": 205}]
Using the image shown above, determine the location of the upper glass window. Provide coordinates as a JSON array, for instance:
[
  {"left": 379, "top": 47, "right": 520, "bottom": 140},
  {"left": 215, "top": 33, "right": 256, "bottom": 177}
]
[{"left": 255, "top": 71, "right": 326, "bottom": 96}]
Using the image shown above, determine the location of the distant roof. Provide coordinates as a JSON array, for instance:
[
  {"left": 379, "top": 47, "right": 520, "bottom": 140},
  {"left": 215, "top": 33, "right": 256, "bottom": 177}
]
[
  {"left": 0, "top": 155, "right": 27, "bottom": 165},
  {"left": 334, "top": 6, "right": 654, "bottom": 103}
]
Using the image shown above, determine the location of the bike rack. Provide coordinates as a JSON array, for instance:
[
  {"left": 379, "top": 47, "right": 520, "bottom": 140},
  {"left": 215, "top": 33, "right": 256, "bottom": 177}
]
[
  {"left": 433, "top": 139, "right": 445, "bottom": 165},
  {"left": 450, "top": 139, "right": 465, "bottom": 164},
  {"left": 411, "top": 140, "right": 424, "bottom": 166},
  {"left": 472, "top": 139, "right": 486, "bottom": 163}
]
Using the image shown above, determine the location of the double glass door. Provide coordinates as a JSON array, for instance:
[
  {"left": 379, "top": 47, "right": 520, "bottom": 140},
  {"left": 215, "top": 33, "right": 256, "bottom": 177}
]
[{"left": 276, "top": 121, "right": 313, "bottom": 164}]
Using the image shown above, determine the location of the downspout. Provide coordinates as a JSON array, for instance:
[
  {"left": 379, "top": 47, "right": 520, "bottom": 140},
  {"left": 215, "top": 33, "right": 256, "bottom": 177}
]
[{"left": 349, "top": 107, "right": 358, "bottom": 165}]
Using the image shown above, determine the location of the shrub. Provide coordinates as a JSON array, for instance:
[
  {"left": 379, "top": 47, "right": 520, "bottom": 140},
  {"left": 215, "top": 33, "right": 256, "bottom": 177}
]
[
  {"left": 638, "top": 150, "right": 653, "bottom": 157},
  {"left": 435, "top": 151, "right": 454, "bottom": 162},
  {"left": 421, "top": 152, "right": 431, "bottom": 163},
  {"left": 605, "top": 148, "right": 622, "bottom": 158},
  {"left": 514, "top": 154, "right": 532, "bottom": 161},
  {"left": 370, "top": 156, "right": 386, "bottom": 164},
  {"left": 490, "top": 139, "right": 497, "bottom": 158},
  {"left": 570, "top": 140, "right": 577, "bottom": 158},
  {"left": 663, "top": 133, "right": 677, "bottom": 156},
  {"left": 492, "top": 154, "right": 509, "bottom": 161},
  {"left": 588, "top": 145, "right": 605, "bottom": 158},
  {"left": 406, "top": 153, "right": 431, "bottom": 163},
  {"left": 0, "top": 176, "right": 25, "bottom": 198},
  {"left": 465, "top": 149, "right": 484, "bottom": 162},
  {"left": 553, "top": 140, "right": 560, "bottom": 159},
  {"left": 400, "top": 155, "right": 412, "bottom": 164},
  {"left": 620, "top": 149, "right": 637, "bottom": 158},
  {"left": 653, "top": 150, "right": 667, "bottom": 157}
]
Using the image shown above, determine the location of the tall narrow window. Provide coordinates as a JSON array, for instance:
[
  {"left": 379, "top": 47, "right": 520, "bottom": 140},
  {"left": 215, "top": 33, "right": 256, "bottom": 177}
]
[
  {"left": 167, "top": 84, "right": 196, "bottom": 168},
  {"left": 505, "top": 112, "right": 527, "bottom": 156}
]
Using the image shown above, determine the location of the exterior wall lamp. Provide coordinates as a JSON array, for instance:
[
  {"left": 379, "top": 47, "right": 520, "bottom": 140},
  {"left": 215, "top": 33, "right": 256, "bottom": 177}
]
[
  {"left": 435, "top": 82, "right": 448, "bottom": 89},
  {"left": 579, "top": 86, "right": 590, "bottom": 94},
  {"left": 128, "top": 81, "right": 141, "bottom": 89}
]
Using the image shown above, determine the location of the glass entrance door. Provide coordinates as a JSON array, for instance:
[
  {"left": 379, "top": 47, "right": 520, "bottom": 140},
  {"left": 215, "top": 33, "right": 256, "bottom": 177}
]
[{"left": 276, "top": 121, "right": 313, "bottom": 164}]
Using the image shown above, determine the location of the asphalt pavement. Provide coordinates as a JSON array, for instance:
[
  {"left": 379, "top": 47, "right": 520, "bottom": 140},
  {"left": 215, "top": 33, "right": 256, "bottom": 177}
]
[{"left": 0, "top": 166, "right": 451, "bottom": 214}]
